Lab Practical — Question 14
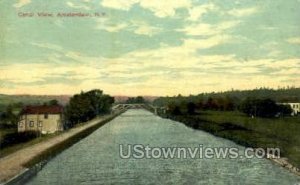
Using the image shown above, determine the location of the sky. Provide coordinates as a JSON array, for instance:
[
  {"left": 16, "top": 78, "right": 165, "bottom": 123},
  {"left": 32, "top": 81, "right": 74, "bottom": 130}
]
[{"left": 0, "top": 0, "right": 299, "bottom": 96}]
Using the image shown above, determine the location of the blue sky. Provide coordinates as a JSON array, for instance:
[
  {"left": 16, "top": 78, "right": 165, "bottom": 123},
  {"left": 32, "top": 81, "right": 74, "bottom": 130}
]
[{"left": 0, "top": 0, "right": 299, "bottom": 95}]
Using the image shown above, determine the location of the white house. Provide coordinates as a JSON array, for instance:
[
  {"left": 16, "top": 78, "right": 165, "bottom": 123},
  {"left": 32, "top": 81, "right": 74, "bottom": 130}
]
[
  {"left": 279, "top": 103, "right": 300, "bottom": 116},
  {"left": 18, "top": 105, "right": 64, "bottom": 134}
]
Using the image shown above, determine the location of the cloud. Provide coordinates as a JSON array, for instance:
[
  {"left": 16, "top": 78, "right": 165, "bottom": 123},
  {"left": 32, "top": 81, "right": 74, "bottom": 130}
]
[
  {"left": 228, "top": 7, "right": 258, "bottom": 17},
  {"left": 96, "top": 22, "right": 128, "bottom": 32},
  {"left": 182, "top": 35, "right": 232, "bottom": 50},
  {"left": 31, "top": 42, "right": 63, "bottom": 51},
  {"left": 95, "top": 19, "right": 161, "bottom": 36},
  {"left": 13, "top": 0, "right": 31, "bottom": 8},
  {"left": 178, "top": 21, "right": 240, "bottom": 36},
  {"left": 138, "top": 0, "right": 191, "bottom": 18},
  {"left": 101, "top": 0, "right": 139, "bottom": 11},
  {"left": 131, "top": 21, "right": 161, "bottom": 36},
  {"left": 287, "top": 37, "right": 300, "bottom": 44},
  {"left": 0, "top": 62, "right": 104, "bottom": 86},
  {"left": 187, "top": 3, "right": 216, "bottom": 21},
  {"left": 267, "top": 50, "right": 282, "bottom": 57},
  {"left": 101, "top": 0, "right": 191, "bottom": 17},
  {"left": 259, "top": 42, "right": 282, "bottom": 57},
  {"left": 66, "top": 1, "right": 91, "bottom": 10},
  {"left": 1, "top": 51, "right": 299, "bottom": 96},
  {"left": 100, "top": 1, "right": 253, "bottom": 19},
  {"left": 259, "top": 26, "right": 277, "bottom": 31},
  {"left": 268, "top": 58, "right": 300, "bottom": 69},
  {"left": 25, "top": 35, "right": 233, "bottom": 86},
  {"left": 118, "top": 35, "right": 233, "bottom": 71}
]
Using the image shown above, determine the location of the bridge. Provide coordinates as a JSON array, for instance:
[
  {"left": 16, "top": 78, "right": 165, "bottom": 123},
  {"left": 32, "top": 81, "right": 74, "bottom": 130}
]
[{"left": 112, "top": 104, "right": 167, "bottom": 115}]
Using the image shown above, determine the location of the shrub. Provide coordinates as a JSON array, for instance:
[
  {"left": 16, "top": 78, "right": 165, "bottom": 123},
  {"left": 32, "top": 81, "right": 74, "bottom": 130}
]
[
  {"left": 239, "top": 98, "right": 288, "bottom": 118},
  {"left": 0, "top": 131, "right": 40, "bottom": 148}
]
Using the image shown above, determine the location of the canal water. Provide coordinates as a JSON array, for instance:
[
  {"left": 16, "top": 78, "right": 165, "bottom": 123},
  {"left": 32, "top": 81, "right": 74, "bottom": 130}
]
[{"left": 25, "top": 109, "right": 300, "bottom": 184}]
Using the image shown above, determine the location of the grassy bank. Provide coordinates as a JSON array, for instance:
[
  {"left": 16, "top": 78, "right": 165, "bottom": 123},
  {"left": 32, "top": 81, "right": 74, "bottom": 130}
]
[{"left": 164, "top": 111, "right": 300, "bottom": 168}]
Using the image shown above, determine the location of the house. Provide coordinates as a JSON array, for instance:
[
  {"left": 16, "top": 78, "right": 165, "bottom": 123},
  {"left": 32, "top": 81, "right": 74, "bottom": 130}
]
[
  {"left": 279, "top": 103, "right": 300, "bottom": 116},
  {"left": 18, "top": 105, "right": 64, "bottom": 134}
]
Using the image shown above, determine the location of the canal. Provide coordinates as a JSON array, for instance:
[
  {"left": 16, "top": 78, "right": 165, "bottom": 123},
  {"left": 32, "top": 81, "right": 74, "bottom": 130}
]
[{"left": 25, "top": 109, "right": 300, "bottom": 184}]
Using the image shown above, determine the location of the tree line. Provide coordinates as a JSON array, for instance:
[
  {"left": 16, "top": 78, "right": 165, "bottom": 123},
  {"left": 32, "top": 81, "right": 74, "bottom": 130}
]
[
  {"left": 153, "top": 88, "right": 296, "bottom": 118},
  {"left": 161, "top": 97, "right": 292, "bottom": 118},
  {"left": 125, "top": 96, "right": 146, "bottom": 104}
]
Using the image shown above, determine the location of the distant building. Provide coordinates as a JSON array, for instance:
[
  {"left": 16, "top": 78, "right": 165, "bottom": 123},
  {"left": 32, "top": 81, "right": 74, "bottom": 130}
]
[
  {"left": 18, "top": 105, "right": 64, "bottom": 134},
  {"left": 279, "top": 103, "right": 300, "bottom": 116}
]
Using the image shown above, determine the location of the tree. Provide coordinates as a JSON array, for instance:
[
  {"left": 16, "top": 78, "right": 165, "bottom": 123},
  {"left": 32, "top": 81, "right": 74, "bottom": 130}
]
[
  {"left": 125, "top": 97, "right": 135, "bottom": 104},
  {"left": 0, "top": 105, "right": 18, "bottom": 128},
  {"left": 85, "top": 89, "right": 103, "bottom": 115},
  {"left": 125, "top": 96, "right": 145, "bottom": 104},
  {"left": 135, "top": 96, "right": 145, "bottom": 103},
  {"left": 256, "top": 99, "right": 279, "bottom": 117},
  {"left": 196, "top": 99, "right": 204, "bottom": 110},
  {"left": 48, "top": 99, "right": 59, "bottom": 106},
  {"left": 172, "top": 106, "right": 182, "bottom": 115},
  {"left": 64, "top": 93, "right": 92, "bottom": 125},
  {"left": 64, "top": 89, "right": 114, "bottom": 127},
  {"left": 239, "top": 98, "right": 280, "bottom": 118},
  {"left": 100, "top": 94, "right": 115, "bottom": 114},
  {"left": 278, "top": 104, "right": 292, "bottom": 116},
  {"left": 204, "top": 97, "right": 219, "bottom": 110},
  {"left": 186, "top": 102, "right": 196, "bottom": 115},
  {"left": 167, "top": 102, "right": 182, "bottom": 115},
  {"left": 223, "top": 96, "right": 235, "bottom": 111}
]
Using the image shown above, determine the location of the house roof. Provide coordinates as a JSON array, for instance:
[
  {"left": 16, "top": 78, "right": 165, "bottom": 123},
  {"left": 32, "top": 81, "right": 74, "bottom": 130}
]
[{"left": 21, "top": 105, "right": 64, "bottom": 114}]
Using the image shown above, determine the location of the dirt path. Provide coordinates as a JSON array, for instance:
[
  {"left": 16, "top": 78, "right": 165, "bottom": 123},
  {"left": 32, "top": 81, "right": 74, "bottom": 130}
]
[{"left": 0, "top": 114, "right": 115, "bottom": 184}]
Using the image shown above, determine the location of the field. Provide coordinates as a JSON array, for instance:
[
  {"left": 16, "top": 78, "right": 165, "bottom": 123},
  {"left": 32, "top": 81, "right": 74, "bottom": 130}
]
[{"left": 167, "top": 111, "right": 300, "bottom": 168}]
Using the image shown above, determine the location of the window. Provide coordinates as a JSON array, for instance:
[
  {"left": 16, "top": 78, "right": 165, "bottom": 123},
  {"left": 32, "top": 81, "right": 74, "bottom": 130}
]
[
  {"left": 19, "top": 122, "right": 23, "bottom": 127},
  {"left": 29, "top": 121, "right": 34, "bottom": 127},
  {"left": 44, "top": 113, "right": 48, "bottom": 119},
  {"left": 38, "top": 121, "right": 43, "bottom": 127}
]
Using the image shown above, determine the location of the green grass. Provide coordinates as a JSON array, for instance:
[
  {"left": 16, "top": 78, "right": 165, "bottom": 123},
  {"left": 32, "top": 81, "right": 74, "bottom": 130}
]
[
  {"left": 168, "top": 111, "right": 300, "bottom": 168},
  {"left": 198, "top": 111, "right": 300, "bottom": 143}
]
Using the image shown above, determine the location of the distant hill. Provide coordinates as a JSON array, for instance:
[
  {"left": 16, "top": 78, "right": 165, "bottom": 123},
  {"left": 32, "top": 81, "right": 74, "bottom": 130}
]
[
  {"left": 206, "top": 88, "right": 300, "bottom": 103},
  {"left": 0, "top": 94, "right": 71, "bottom": 107},
  {"left": 0, "top": 94, "right": 71, "bottom": 112},
  {"left": 0, "top": 94, "right": 158, "bottom": 112},
  {"left": 153, "top": 87, "right": 300, "bottom": 107}
]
